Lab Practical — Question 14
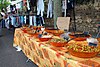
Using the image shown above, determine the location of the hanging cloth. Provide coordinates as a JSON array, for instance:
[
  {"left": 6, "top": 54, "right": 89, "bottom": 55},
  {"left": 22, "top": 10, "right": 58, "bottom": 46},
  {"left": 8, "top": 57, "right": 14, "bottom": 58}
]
[
  {"left": 23, "top": 0, "right": 27, "bottom": 6},
  {"left": 26, "top": 15, "right": 29, "bottom": 25},
  {"left": 16, "top": 16, "right": 20, "bottom": 27},
  {"left": 24, "top": 16, "right": 26, "bottom": 24},
  {"left": 33, "top": 16, "right": 36, "bottom": 26},
  {"left": 29, "top": 16, "right": 34, "bottom": 25},
  {"left": 20, "top": 15, "right": 25, "bottom": 25},
  {"left": 10, "top": 16, "right": 16, "bottom": 27},
  {"left": 36, "top": 15, "right": 45, "bottom": 26},
  {"left": 5, "top": 16, "right": 10, "bottom": 29},
  {"left": 47, "top": 0, "right": 53, "bottom": 18},
  {"left": 30, "top": 0, "right": 37, "bottom": 7},
  {"left": 67, "top": 0, "right": 73, "bottom": 10},
  {"left": 37, "top": 0, "right": 44, "bottom": 16},
  {"left": 27, "top": 0, "right": 30, "bottom": 10}
]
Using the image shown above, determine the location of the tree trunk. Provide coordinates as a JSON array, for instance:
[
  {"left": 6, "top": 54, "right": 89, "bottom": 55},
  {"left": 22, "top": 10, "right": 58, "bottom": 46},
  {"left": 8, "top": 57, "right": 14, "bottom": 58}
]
[{"left": 53, "top": 0, "right": 62, "bottom": 28}]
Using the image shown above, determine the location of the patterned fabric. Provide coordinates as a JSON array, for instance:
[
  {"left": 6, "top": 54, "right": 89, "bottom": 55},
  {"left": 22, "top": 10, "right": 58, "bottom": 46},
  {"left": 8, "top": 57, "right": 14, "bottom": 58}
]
[{"left": 13, "top": 28, "right": 100, "bottom": 67}]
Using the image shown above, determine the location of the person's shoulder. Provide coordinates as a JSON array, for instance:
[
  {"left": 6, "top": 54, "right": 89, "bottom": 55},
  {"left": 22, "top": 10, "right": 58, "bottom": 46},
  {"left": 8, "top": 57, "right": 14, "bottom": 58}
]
[{"left": 1, "top": 12, "right": 5, "bottom": 16}]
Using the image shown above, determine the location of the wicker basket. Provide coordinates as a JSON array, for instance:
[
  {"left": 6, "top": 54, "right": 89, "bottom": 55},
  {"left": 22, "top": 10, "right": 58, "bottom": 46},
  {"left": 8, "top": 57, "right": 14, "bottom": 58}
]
[
  {"left": 69, "top": 33, "right": 91, "bottom": 41},
  {"left": 45, "top": 29, "right": 64, "bottom": 36},
  {"left": 68, "top": 49, "right": 99, "bottom": 58}
]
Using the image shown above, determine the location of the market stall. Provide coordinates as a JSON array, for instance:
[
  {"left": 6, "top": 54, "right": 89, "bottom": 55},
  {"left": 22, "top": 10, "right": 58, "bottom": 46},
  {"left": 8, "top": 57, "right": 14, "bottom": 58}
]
[{"left": 13, "top": 27, "right": 100, "bottom": 67}]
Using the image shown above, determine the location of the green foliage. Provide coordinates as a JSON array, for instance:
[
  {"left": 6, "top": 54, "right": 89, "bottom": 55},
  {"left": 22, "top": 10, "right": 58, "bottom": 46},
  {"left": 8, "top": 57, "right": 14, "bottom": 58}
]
[{"left": 0, "top": 0, "right": 10, "bottom": 11}]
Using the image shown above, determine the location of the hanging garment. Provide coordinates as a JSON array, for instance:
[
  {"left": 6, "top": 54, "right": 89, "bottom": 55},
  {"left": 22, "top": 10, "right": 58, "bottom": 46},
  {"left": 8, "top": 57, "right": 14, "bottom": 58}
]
[
  {"left": 10, "top": 5, "right": 13, "bottom": 12},
  {"left": 20, "top": 1, "right": 23, "bottom": 9},
  {"left": 36, "top": 15, "right": 45, "bottom": 26},
  {"left": 30, "top": 0, "right": 37, "bottom": 7},
  {"left": 0, "top": 12, "right": 5, "bottom": 19},
  {"left": 27, "top": 0, "right": 30, "bottom": 10},
  {"left": 20, "top": 16, "right": 25, "bottom": 25},
  {"left": 41, "top": 16, "right": 45, "bottom": 25},
  {"left": 36, "top": 15, "right": 40, "bottom": 26},
  {"left": 62, "top": 0, "right": 66, "bottom": 12},
  {"left": 37, "top": 0, "right": 44, "bottom": 16},
  {"left": 23, "top": 0, "right": 27, "bottom": 6},
  {"left": 24, "top": 16, "right": 26, "bottom": 24},
  {"left": 29, "top": 16, "right": 37, "bottom": 26},
  {"left": 26, "top": 15, "right": 29, "bottom": 25},
  {"left": 5, "top": 16, "right": 10, "bottom": 29},
  {"left": 1, "top": 11, "right": 6, "bottom": 28},
  {"left": 29, "top": 16, "right": 33, "bottom": 25},
  {"left": 10, "top": 16, "right": 16, "bottom": 27},
  {"left": 16, "top": 16, "right": 20, "bottom": 27},
  {"left": 33, "top": 16, "right": 36, "bottom": 26},
  {"left": 7, "top": 5, "right": 11, "bottom": 13},
  {"left": 1, "top": 19, "right": 5, "bottom": 28},
  {"left": 47, "top": 0, "right": 53, "bottom": 18},
  {"left": 8, "top": 16, "right": 12, "bottom": 28},
  {"left": 67, "top": 0, "right": 73, "bottom": 10},
  {"left": 16, "top": 3, "right": 21, "bottom": 10}
]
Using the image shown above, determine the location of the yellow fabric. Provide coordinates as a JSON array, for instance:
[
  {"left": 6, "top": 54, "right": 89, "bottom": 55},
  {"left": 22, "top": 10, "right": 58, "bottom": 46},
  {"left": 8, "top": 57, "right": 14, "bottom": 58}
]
[{"left": 13, "top": 28, "right": 100, "bottom": 67}]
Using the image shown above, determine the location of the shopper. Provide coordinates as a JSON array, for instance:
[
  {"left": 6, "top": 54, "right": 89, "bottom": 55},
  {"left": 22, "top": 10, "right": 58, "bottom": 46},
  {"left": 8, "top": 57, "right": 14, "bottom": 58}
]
[{"left": 0, "top": 8, "right": 6, "bottom": 28}]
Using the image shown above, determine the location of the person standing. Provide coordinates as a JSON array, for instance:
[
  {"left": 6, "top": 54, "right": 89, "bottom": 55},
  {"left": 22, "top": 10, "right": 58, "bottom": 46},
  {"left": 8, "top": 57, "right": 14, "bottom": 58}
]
[{"left": 1, "top": 8, "right": 6, "bottom": 28}]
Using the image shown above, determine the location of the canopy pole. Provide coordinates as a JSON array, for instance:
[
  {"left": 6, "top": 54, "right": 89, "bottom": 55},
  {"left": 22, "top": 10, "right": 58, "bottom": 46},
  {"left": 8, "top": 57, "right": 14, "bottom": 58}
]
[{"left": 64, "top": 0, "right": 67, "bottom": 17}]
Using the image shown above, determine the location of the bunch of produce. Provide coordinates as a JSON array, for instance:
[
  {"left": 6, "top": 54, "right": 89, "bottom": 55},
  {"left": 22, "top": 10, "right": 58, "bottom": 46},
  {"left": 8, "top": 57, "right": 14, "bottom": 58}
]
[
  {"left": 67, "top": 44, "right": 100, "bottom": 52},
  {"left": 50, "top": 38, "right": 67, "bottom": 43}
]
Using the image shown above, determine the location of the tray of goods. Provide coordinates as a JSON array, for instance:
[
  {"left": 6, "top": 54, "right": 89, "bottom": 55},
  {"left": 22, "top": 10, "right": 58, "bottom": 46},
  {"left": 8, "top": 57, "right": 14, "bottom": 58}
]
[
  {"left": 49, "top": 38, "right": 67, "bottom": 47},
  {"left": 22, "top": 29, "right": 38, "bottom": 37},
  {"left": 67, "top": 45, "right": 100, "bottom": 58},
  {"left": 45, "top": 28, "right": 64, "bottom": 36},
  {"left": 69, "top": 32, "right": 91, "bottom": 41}
]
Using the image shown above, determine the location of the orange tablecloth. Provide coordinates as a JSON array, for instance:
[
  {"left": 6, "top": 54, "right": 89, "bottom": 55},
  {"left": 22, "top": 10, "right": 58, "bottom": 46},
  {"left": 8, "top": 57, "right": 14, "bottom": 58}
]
[{"left": 13, "top": 28, "right": 100, "bottom": 67}]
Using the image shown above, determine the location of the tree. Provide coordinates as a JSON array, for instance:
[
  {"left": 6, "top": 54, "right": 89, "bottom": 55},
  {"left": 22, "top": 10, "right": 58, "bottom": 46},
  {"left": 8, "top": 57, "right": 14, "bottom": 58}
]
[
  {"left": 53, "top": 0, "right": 62, "bottom": 28},
  {"left": 0, "top": 0, "right": 10, "bottom": 11}
]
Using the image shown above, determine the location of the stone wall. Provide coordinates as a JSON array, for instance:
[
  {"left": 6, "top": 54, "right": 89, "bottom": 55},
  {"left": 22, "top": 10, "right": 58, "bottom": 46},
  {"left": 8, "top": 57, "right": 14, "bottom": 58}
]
[
  {"left": 44, "top": 3, "right": 100, "bottom": 33},
  {"left": 70, "top": 3, "right": 100, "bottom": 33}
]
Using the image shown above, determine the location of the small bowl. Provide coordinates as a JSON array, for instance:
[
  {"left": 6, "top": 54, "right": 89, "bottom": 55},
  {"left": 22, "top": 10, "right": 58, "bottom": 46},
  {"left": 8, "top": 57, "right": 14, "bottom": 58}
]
[
  {"left": 69, "top": 33, "right": 91, "bottom": 41},
  {"left": 67, "top": 45, "right": 100, "bottom": 58},
  {"left": 68, "top": 49, "right": 99, "bottom": 58},
  {"left": 45, "top": 29, "right": 64, "bottom": 36},
  {"left": 39, "top": 35, "right": 52, "bottom": 41}
]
